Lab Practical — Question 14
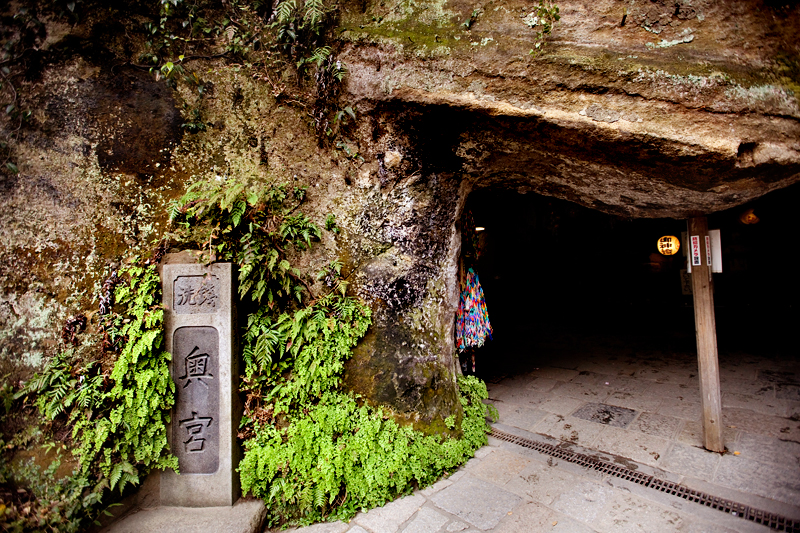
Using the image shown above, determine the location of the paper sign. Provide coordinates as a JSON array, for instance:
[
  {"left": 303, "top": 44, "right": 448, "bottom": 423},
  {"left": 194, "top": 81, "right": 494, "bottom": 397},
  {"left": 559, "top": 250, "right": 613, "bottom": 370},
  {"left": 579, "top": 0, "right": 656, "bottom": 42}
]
[
  {"left": 705, "top": 236, "right": 712, "bottom": 266},
  {"left": 691, "top": 235, "right": 701, "bottom": 266},
  {"left": 709, "top": 229, "right": 722, "bottom": 273}
]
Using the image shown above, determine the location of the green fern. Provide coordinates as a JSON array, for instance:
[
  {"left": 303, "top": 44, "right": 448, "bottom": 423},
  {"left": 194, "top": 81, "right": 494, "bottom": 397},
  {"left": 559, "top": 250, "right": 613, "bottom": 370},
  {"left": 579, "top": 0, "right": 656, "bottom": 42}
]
[
  {"left": 303, "top": 0, "right": 326, "bottom": 28},
  {"left": 276, "top": 0, "right": 296, "bottom": 23},
  {"left": 72, "top": 263, "right": 178, "bottom": 484}
]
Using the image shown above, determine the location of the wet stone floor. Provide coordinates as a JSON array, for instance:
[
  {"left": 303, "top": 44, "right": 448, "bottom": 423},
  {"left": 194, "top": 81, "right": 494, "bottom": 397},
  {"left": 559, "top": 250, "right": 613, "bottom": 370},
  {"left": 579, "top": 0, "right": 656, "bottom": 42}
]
[{"left": 278, "top": 327, "right": 800, "bottom": 533}]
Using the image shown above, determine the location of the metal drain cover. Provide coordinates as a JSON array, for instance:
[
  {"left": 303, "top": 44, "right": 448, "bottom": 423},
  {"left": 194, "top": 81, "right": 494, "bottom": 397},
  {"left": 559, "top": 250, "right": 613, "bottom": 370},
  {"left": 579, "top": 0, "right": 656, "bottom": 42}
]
[
  {"left": 490, "top": 427, "right": 800, "bottom": 533},
  {"left": 572, "top": 403, "right": 638, "bottom": 428}
]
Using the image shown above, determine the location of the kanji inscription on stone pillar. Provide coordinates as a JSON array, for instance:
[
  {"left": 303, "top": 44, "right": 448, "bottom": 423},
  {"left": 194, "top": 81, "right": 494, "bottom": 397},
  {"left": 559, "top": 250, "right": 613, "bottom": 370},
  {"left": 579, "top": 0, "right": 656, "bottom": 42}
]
[
  {"left": 161, "top": 256, "right": 240, "bottom": 507},
  {"left": 173, "top": 326, "right": 219, "bottom": 474}
]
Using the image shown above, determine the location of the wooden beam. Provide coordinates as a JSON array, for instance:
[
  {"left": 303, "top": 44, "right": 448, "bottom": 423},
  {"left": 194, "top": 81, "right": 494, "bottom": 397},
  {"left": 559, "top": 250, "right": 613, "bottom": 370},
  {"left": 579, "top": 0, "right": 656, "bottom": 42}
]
[{"left": 688, "top": 216, "right": 725, "bottom": 452}]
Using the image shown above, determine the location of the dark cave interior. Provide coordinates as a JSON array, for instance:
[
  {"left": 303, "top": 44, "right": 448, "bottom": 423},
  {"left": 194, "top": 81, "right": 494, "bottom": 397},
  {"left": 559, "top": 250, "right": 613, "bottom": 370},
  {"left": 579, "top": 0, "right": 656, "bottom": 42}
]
[{"left": 463, "top": 183, "right": 800, "bottom": 378}]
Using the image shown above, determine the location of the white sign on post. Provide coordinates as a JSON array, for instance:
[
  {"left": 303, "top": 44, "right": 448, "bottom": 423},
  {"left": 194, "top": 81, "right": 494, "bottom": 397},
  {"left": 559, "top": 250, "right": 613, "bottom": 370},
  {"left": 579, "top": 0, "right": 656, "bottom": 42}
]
[
  {"left": 705, "top": 236, "right": 712, "bottom": 266},
  {"left": 709, "top": 229, "right": 722, "bottom": 273},
  {"left": 691, "top": 235, "right": 702, "bottom": 267}
]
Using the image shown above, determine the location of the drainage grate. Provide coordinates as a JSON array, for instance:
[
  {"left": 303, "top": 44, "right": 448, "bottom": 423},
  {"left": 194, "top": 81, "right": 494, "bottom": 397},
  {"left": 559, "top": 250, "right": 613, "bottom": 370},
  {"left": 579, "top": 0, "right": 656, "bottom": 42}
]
[{"left": 490, "top": 427, "right": 800, "bottom": 532}]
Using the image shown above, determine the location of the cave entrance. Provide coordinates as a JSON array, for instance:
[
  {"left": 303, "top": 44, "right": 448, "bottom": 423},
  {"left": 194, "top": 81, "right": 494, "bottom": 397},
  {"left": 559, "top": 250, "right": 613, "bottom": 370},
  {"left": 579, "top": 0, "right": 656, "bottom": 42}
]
[
  {"left": 462, "top": 189, "right": 691, "bottom": 378},
  {"left": 458, "top": 186, "right": 799, "bottom": 450}
]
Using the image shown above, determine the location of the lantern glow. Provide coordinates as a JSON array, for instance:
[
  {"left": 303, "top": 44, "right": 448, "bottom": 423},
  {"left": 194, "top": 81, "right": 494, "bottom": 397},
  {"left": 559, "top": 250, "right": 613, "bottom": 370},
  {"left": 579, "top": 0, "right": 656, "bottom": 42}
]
[{"left": 657, "top": 235, "right": 680, "bottom": 256}]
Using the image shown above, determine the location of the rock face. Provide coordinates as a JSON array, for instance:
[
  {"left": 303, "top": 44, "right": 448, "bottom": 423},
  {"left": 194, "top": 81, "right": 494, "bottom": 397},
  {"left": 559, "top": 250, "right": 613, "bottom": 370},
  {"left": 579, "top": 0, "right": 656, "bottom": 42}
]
[
  {"left": 338, "top": 0, "right": 800, "bottom": 218},
  {"left": 1, "top": 0, "right": 798, "bottom": 428}
]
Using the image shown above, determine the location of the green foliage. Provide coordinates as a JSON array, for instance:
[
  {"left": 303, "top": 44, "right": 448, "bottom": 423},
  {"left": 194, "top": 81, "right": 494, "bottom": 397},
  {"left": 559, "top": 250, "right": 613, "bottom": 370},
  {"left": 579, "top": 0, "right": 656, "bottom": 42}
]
[
  {"left": 17, "top": 351, "right": 105, "bottom": 423},
  {"left": 241, "top": 289, "right": 371, "bottom": 414},
  {"left": 70, "top": 264, "right": 178, "bottom": 488},
  {"left": 273, "top": 0, "right": 336, "bottom": 67},
  {"left": 181, "top": 106, "right": 207, "bottom": 133},
  {"left": 239, "top": 376, "right": 492, "bottom": 526},
  {"left": 324, "top": 213, "right": 339, "bottom": 234},
  {"left": 171, "top": 177, "right": 493, "bottom": 527},
  {"left": 8, "top": 263, "right": 177, "bottom": 531},
  {"left": 0, "top": 377, "right": 13, "bottom": 415},
  {"left": 169, "top": 178, "right": 321, "bottom": 306},
  {"left": 0, "top": 454, "right": 95, "bottom": 532},
  {"left": 462, "top": 9, "right": 480, "bottom": 30},
  {"left": 525, "top": 0, "right": 560, "bottom": 56},
  {"left": 312, "top": 50, "right": 352, "bottom": 141},
  {"left": 335, "top": 141, "right": 364, "bottom": 162},
  {"left": 10, "top": 173, "right": 495, "bottom": 531}
]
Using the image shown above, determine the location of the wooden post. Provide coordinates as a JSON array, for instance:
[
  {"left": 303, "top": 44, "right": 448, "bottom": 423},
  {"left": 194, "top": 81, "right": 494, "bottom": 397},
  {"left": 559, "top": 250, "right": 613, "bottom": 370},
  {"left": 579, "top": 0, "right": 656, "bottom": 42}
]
[{"left": 688, "top": 216, "right": 724, "bottom": 452}]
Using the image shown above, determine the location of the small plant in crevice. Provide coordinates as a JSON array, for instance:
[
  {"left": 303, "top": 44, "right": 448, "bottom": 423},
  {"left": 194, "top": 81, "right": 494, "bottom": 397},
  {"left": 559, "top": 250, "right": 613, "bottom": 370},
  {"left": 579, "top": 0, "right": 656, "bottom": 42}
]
[
  {"left": 181, "top": 106, "right": 207, "bottom": 133},
  {"left": 324, "top": 213, "right": 339, "bottom": 234},
  {"left": 273, "top": 0, "right": 337, "bottom": 69},
  {"left": 335, "top": 140, "right": 364, "bottom": 162},
  {"left": 463, "top": 9, "right": 480, "bottom": 30},
  {"left": 309, "top": 46, "right": 354, "bottom": 143},
  {"left": 525, "top": 0, "right": 560, "bottom": 56},
  {"left": 168, "top": 177, "right": 320, "bottom": 306}
]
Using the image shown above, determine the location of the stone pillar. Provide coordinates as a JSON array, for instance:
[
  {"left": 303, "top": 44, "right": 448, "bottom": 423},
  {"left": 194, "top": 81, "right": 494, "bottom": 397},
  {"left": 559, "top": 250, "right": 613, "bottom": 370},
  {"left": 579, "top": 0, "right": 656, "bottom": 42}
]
[{"left": 160, "top": 256, "right": 240, "bottom": 506}]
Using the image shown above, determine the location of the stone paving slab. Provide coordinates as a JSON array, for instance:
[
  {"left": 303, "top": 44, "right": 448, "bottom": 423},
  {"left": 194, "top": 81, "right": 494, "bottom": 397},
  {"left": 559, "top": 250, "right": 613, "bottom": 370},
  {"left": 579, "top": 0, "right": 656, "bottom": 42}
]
[
  {"left": 105, "top": 499, "right": 267, "bottom": 533},
  {"left": 550, "top": 480, "right": 615, "bottom": 522},
  {"left": 569, "top": 371, "right": 606, "bottom": 386},
  {"left": 354, "top": 494, "right": 426, "bottom": 533},
  {"left": 602, "top": 475, "right": 769, "bottom": 533},
  {"left": 714, "top": 454, "right": 800, "bottom": 506},
  {"left": 604, "top": 390, "right": 663, "bottom": 412},
  {"left": 492, "top": 404, "right": 547, "bottom": 432},
  {"left": 720, "top": 408, "right": 793, "bottom": 440},
  {"left": 777, "top": 384, "right": 800, "bottom": 401},
  {"left": 659, "top": 442, "right": 721, "bottom": 479},
  {"left": 758, "top": 370, "right": 800, "bottom": 385},
  {"left": 534, "top": 394, "right": 586, "bottom": 416},
  {"left": 734, "top": 431, "right": 800, "bottom": 466},
  {"left": 283, "top": 522, "right": 350, "bottom": 533},
  {"left": 655, "top": 397, "right": 702, "bottom": 420},
  {"left": 628, "top": 412, "right": 683, "bottom": 439},
  {"left": 592, "top": 491, "right": 690, "bottom": 533},
  {"left": 720, "top": 378, "right": 774, "bottom": 398},
  {"left": 551, "top": 381, "right": 610, "bottom": 402},
  {"left": 491, "top": 501, "right": 597, "bottom": 533},
  {"left": 497, "top": 386, "right": 548, "bottom": 407},
  {"left": 534, "top": 413, "right": 607, "bottom": 447},
  {"left": 591, "top": 425, "right": 670, "bottom": 467},
  {"left": 678, "top": 418, "right": 739, "bottom": 447},
  {"left": 430, "top": 476, "right": 522, "bottom": 531},
  {"left": 528, "top": 367, "right": 580, "bottom": 382},
  {"left": 466, "top": 448, "right": 531, "bottom": 486},
  {"left": 722, "top": 392, "right": 792, "bottom": 417},
  {"left": 400, "top": 506, "right": 449, "bottom": 533},
  {"left": 503, "top": 456, "right": 591, "bottom": 506},
  {"left": 524, "top": 376, "right": 559, "bottom": 392}
]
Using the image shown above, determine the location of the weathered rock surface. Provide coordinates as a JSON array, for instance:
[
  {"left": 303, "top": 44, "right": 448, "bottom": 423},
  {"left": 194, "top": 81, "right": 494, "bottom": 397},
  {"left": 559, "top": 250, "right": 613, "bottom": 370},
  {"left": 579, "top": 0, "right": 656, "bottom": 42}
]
[
  {"left": 338, "top": 0, "right": 800, "bottom": 218},
  {"left": 1, "top": 0, "right": 799, "bottom": 428}
]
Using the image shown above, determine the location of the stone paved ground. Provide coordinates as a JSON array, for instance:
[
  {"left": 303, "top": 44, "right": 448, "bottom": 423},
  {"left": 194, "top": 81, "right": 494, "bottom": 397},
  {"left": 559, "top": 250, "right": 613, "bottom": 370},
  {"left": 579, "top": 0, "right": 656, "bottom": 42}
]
[{"left": 277, "top": 324, "right": 800, "bottom": 533}]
